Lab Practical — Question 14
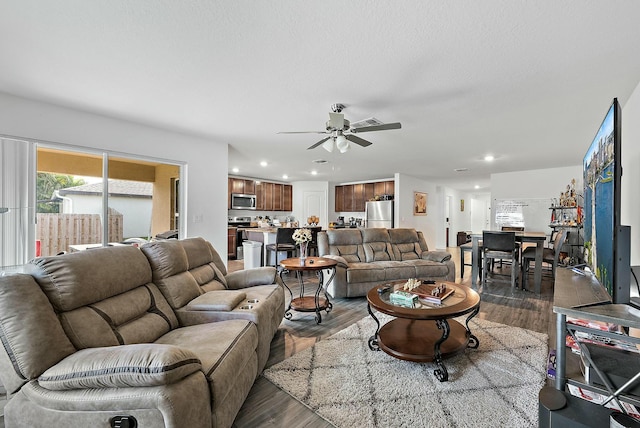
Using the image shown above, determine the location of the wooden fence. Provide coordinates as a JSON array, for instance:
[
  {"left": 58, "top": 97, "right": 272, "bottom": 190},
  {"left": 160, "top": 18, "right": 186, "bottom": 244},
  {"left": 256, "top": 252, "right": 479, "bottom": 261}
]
[{"left": 36, "top": 209, "right": 123, "bottom": 256}]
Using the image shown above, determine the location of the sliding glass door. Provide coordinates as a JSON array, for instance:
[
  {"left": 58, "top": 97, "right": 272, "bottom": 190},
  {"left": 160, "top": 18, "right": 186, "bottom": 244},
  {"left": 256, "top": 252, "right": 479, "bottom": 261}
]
[{"left": 1, "top": 137, "right": 184, "bottom": 267}]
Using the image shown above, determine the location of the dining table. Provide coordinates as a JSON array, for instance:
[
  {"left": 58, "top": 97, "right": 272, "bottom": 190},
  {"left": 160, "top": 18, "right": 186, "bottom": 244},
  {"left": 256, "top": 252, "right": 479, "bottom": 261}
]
[{"left": 470, "top": 231, "right": 548, "bottom": 294}]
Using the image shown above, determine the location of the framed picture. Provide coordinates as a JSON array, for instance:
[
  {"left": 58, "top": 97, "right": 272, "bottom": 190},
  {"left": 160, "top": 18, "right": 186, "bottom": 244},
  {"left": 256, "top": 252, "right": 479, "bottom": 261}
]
[
  {"left": 413, "top": 191, "right": 427, "bottom": 216},
  {"left": 460, "top": 199, "right": 465, "bottom": 212}
]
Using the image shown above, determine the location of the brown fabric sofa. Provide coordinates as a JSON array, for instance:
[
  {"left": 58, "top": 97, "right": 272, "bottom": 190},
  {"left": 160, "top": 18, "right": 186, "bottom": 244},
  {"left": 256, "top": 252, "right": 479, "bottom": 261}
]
[
  {"left": 0, "top": 237, "right": 284, "bottom": 428},
  {"left": 318, "top": 228, "right": 455, "bottom": 298}
]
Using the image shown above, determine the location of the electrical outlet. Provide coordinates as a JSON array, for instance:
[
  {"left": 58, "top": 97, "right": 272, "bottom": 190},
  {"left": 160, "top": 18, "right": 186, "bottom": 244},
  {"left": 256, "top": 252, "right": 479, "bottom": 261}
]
[{"left": 193, "top": 214, "right": 203, "bottom": 223}]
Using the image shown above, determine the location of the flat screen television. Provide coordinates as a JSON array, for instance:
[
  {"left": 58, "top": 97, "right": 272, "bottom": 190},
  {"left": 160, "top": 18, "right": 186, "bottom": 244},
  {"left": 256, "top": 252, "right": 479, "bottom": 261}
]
[{"left": 582, "top": 97, "right": 631, "bottom": 305}]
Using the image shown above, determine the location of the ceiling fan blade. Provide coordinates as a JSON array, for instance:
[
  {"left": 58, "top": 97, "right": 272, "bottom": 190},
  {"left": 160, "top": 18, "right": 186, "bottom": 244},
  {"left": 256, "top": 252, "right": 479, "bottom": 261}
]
[
  {"left": 351, "top": 122, "right": 401, "bottom": 133},
  {"left": 345, "top": 134, "right": 372, "bottom": 147},
  {"left": 328, "top": 112, "right": 344, "bottom": 130},
  {"left": 307, "top": 136, "right": 331, "bottom": 150},
  {"left": 277, "top": 131, "right": 327, "bottom": 134}
]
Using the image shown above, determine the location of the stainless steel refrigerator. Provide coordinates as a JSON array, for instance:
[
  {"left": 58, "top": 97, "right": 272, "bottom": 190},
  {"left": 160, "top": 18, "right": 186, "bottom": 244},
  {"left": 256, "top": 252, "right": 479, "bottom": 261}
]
[{"left": 365, "top": 200, "right": 394, "bottom": 228}]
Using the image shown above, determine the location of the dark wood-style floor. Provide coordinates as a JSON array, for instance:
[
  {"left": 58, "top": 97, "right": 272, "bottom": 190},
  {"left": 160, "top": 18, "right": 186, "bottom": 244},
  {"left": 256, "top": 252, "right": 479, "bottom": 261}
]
[{"left": 231, "top": 247, "right": 557, "bottom": 427}]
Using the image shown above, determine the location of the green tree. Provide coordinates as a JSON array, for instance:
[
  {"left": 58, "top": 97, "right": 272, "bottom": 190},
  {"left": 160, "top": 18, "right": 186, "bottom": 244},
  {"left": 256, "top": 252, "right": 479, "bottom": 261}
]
[{"left": 36, "top": 173, "right": 86, "bottom": 213}]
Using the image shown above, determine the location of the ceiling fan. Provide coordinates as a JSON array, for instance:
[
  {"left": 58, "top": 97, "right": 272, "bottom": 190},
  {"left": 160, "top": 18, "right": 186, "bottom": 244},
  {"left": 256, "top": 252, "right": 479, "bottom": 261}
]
[{"left": 277, "top": 103, "right": 401, "bottom": 153}]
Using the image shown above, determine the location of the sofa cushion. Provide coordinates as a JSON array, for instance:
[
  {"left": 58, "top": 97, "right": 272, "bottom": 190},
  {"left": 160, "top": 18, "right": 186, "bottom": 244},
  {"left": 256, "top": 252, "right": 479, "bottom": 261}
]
[
  {"left": 38, "top": 344, "right": 201, "bottom": 390},
  {"left": 185, "top": 290, "right": 247, "bottom": 311},
  {"left": 393, "top": 242, "right": 423, "bottom": 260},
  {"left": 388, "top": 228, "right": 424, "bottom": 260},
  {"left": 325, "top": 229, "right": 365, "bottom": 262},
  {"left": 346, "top": 262, "right": 386, "bottom": 284},
  {"left": 143, "top": 238, "right": 229, "bottom": 306},
  {"left": 0, "top": 274, "right": 76, "bottom": 393},
  {"left": 155, "top": 320, "right": 259, "bottom": 413},
  {"left": 334, "top": 245, "right": 363, "bottom": 263},
  {"left": 58, "top": 284, "right": 179, "bottom": 349},
  {"left": 181, "top": 237, "right": 228, "bottom": 288},
  {"left": 29, "top": 246, "right": 153, "bottom": 312},
  {"left": 408, "top": 259, "right": 452, "bottom": 278},
  {"left": 373, "top": 261, "right": 417, "bottom": 281}
]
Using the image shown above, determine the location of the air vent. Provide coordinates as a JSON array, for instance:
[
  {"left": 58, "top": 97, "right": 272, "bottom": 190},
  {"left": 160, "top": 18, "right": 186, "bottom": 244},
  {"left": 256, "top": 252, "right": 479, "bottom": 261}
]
[
  {"left": 350, "top": 117, "right": 384, "bottom": 128},
  {"left": 313, "top": 159, "right": 328, "bottom": 164},
  {"left": 454, "top": 168, "right": 469, "bottom": 172}
]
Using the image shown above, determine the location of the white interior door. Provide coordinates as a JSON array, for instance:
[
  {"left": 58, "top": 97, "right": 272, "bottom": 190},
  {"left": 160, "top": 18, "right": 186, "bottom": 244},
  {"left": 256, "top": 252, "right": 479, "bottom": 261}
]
[{"left": 302, "top": 190, "right": 326, "bottom": 228}]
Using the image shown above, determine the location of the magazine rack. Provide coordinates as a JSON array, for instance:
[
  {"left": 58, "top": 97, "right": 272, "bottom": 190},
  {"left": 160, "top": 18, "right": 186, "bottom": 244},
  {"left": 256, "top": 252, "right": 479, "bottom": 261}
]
[{"left": 547, "top": 267, "right": 640, "bottom": 425}]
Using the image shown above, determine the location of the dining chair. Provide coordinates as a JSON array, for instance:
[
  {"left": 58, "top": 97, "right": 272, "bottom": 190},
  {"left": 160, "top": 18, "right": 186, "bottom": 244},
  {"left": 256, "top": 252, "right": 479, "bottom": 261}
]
[
  {"left": 520, "top": 229, "right": 568, "bottom": 290},
  {"left": 265, "top": 227, "right": 297, "bottom": 267},
  {"left": 496, "top": 226, "right": 524, "bottom": 268},
  {"left": 482, "top": 231, "right": 519, "bottom": 289}
]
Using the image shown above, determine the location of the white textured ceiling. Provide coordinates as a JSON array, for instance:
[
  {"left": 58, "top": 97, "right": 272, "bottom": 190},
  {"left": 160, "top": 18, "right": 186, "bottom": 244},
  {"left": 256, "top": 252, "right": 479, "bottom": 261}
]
[{"left": 2, "top": 1, "right": 640, "bottom": 192}]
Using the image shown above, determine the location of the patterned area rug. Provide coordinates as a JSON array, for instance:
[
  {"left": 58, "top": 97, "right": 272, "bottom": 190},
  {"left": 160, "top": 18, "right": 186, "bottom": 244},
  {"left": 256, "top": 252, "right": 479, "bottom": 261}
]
[{"left": 263, "top": 313, "right": 548, "bottom": 428}]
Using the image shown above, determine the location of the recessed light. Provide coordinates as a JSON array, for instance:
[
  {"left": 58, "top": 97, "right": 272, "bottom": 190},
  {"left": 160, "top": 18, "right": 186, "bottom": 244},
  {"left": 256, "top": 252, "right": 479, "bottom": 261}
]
[
  {"left": 474, "top": 185, "right": 480, "bottom": 189},
  {"left": 311, "top": 170, "right": 318, "bottom": 175},
  {"left": 484, "top": 155, "right": 494, "bottom": 162},
  {"left": 232, "top": 167, "right": 239, "bottom": 173},
  {"left": 260, "top": 161, "right": 268, "bottom": 167},
  {"left": 282, "top": 174, "right": 288, "bottom": 179}
]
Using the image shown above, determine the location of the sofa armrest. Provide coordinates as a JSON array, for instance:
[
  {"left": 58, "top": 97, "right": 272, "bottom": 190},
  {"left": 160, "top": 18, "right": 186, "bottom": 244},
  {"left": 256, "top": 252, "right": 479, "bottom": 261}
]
[
  {"left": 319, "top": 254, "right": 349, "bottom": 269},
  {"left": 421, "top": 251, "right": 452, "bottom": 263},
  {"left": 225, "top": 266, "right": 278, "bottom": 289},
  {"left": 38, "top": 344, "right": 201, "bottom": 391}
]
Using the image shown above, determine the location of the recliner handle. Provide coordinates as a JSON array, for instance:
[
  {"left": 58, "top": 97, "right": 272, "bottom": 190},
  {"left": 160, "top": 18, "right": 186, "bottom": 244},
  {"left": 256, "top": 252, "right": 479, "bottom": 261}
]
[{"left": 110, "top": 416, "right": 138, "bottom": 428}]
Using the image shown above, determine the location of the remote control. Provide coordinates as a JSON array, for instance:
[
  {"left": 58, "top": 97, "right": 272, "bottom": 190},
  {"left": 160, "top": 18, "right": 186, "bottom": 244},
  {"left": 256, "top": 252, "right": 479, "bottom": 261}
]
[{"left": 378, "top": 285, "right": 391, "bottom": 294}]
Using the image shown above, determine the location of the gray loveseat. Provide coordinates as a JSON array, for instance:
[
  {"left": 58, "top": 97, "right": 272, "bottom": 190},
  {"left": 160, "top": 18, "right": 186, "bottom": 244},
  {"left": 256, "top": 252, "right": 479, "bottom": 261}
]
[
  {"left": 0, "top": 237, "right": 284, "bottom": 428},
  {"left": 318, "top": 228, "right": 455, "bottom": 298}
]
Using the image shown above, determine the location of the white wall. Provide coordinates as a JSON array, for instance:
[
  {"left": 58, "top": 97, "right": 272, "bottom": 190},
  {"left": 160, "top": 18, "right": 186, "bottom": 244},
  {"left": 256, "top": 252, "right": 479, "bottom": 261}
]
[
  {"left": 490, "top": 166, "right": 582, "bottom": 232},
  {"left": 622, "top": 81, "right": 640, "bottom": 266},
  {"left": 67, "top": 194, "right": 152, "bottom": 239},
  {"left": 395, "top": 173, "right": 444, "bottom": 250},
  {"left": 0, "top": 92, "right": 228, "bottom": 257},
  {"left": 491, "top": 166, "right": 583, "bottom": 200}
]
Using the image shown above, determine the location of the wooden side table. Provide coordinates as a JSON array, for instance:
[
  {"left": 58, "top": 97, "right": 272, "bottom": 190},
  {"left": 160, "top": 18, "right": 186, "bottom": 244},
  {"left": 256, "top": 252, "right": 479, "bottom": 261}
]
[{"left": 279, "top": 257, "right": 337, "bottom": 324}]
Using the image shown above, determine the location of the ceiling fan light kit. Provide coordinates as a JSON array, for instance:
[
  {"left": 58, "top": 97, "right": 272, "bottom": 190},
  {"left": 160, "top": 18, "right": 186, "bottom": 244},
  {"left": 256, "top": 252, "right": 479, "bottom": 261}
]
[
  {"left": 322, "top": 138, "right": 335, "bottom": 153},
  {"left": 335, "top": 135, "right": 349, "bottom": 153},
  {"left": 279, "top": 103, "right": 401, "bottom": 153}
]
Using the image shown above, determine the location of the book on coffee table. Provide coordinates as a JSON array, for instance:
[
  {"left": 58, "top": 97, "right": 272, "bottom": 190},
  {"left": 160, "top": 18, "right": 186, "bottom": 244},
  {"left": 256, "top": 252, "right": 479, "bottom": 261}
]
[{"left": 409, "top": 283, "right": 454, "bottom": 304}]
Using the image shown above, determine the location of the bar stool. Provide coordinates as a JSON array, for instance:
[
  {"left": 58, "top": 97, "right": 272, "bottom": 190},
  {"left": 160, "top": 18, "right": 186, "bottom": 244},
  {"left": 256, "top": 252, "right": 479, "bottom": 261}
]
[
  {"left": 265, "top": 228, "right": 297, "bottom": 267},
  {"left": 460, "top": 241, "right": 483, "bottom": 279}
]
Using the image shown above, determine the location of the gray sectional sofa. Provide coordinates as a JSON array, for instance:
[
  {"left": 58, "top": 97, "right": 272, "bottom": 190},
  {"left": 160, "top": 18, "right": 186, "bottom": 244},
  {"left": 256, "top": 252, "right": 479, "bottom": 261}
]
[
  {"left": 318, "top": 228, "right": 455, "bottom": 298},
  {"left": 0, "top": 237, "right": 284, "bottom": 428}
]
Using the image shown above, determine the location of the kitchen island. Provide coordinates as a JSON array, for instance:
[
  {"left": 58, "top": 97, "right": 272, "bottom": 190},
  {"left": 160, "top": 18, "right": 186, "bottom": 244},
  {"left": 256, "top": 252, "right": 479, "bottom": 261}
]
[{"left": 245, "top": 227, "right": 280, "bottom": 266}]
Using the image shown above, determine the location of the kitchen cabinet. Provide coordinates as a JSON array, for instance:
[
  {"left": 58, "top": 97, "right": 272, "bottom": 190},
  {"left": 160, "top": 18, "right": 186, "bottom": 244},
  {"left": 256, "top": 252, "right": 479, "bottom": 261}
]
[
  {"left": 342, "top": 184, "right": 355, "bottom": 212},
  {"left": 283, "top": 184, "right": 292, "bottom": 211},
  {"left": 335, "top": 186, "right": 345, "bottom": 212},
  {"left": 353, "top": 183, "right": 365, "bottom": 212},
  {"left": 257, "top": 181, "right": 292, "bottom": 212},
  {"left": 335, "top": 180, "right": 395, "bottom": 212},
  {"left": 229, "top": 178, "right": 255, "bottom": 195},
  {"left": 364, "top": 183, "right": 375, "bottom": 204},
  {"left": 273, "top": 183, "right": 283, "bottom": 211},
  {"left": 228, "top": 227, "right": 237, "bottom": 259}
]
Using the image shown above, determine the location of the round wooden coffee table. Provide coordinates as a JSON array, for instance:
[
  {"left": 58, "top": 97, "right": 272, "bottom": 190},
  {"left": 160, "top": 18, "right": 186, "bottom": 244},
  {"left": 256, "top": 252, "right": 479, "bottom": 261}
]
[
  {"left": 279, "top": 257, "right": 337, "bottom": 324},
  {"left": 366, "top": 280, "right": 480, "bottom": 382}
]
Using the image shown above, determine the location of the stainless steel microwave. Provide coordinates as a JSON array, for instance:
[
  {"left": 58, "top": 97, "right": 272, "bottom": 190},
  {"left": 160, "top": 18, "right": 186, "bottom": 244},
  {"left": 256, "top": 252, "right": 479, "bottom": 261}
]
[{"left": 230, "top": 193, "right": 257, "bottom": 210}]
